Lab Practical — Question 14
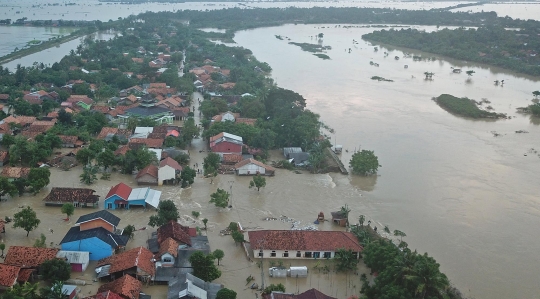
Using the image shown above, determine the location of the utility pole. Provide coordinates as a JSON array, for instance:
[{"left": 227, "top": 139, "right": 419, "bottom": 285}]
[{"left": 228, "top": 180, "right": 234, "bottom": 208}]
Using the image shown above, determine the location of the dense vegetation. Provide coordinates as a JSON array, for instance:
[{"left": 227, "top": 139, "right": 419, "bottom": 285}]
[
  {"left": 363, "top": 26, "right": 540, "bottom": 76},
  {"left": 434, "top": 94, "right": 506, "bottom": 119}
]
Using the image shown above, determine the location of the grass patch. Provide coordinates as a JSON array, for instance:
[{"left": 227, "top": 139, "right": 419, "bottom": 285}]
[
  {"left": 288, "top": 42, "right": 331, "bottom": 53},
  {"left": 313, "top": 53, "right": 330, "bottom": 60},
  {"left": 371, "top": 76, "right": 393, "bottom": 82},
  {"left": 434, "top": 94, "right": 506, "bottom": 119}
]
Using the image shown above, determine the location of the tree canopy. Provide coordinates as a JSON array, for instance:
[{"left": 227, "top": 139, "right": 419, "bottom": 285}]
[
  {"left": 148, "top": 199, "right": 180, "bottom": 227},
  {"left": 189, "top": 251, "right": 222, "bottom": 282},
  {"left": 210, "top": 188, "right": 230, "bottom": 208},
  {"left": 40, "top": 259, "right": 71, "bottom": 282},
  {"left": 13, "top": 206, "right": 41, "bottom": 237},
  {"left": 349, "top": 150, "right": 380, "bottom": 175}
]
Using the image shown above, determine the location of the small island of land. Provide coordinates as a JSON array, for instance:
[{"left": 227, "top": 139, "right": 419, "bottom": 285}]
[
  {"left": 288, "top": 42, "right": 331, "bottom": 53},
  {"left": 433, "top": 94, "right": 506, "bottom": 119},
  {"left": 371, "top": 76, "right": 393, "bottom": 82},
  {"left": 313, "top": 53, "right": 330, "bottom": 60}
]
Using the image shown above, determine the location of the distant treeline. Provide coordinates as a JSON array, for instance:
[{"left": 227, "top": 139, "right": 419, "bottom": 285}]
[
  {"left": 141, "top": 7, "right": 540, "bottom": 32},
  {"left": 363, "top": 26, "right": 540, "bottom": 76}
]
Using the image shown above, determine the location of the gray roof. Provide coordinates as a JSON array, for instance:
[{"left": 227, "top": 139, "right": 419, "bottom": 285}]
[
  {"left": 60, "top": 227, "right": 129, "bottom": 248},
  {"left": 283, "top": 147, "right": 303, "bottom": 157},
  {"left": 289, "top": 152, "right": 310, "bottom": 165},
  {"left": 126, "top": 106, "right": 171, "bottom": 117},
  {"left": 56, "top": 250, "right": 90, "bottom": 264},
  {"left": 76, "top": 210, "right": 120, "bottom": 227},
  {"left": 175, "top": 236, "right": 210, "bottom": 268},
  {"left": 155, "top": 267, "right": 191, "bottom": 283},
  {"left": 167, "top": 273, "right": 222, "bottom": 299}
]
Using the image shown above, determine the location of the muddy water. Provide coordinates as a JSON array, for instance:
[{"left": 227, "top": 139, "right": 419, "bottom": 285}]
[{"left": 231, "top": 24, "right": 540, "bottom": 299}]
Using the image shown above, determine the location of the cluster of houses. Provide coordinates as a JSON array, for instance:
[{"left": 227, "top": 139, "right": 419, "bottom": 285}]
[{"left": 189, "top": 61, "right": 235, "bottom": 92}]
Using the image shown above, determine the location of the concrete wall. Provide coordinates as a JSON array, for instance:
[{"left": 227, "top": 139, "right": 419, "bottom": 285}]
[
  {"left": 61, "top": 237, "right": 113, "bottom": 261},
  {"left": 253, "top": 249, "right": 346, "bottom": 259},
  {"left": 158, "top": 165, "right": 176, "bottom": 185},
  {"left": 237, "top": 164, "right": 266, "bottom": 176}
]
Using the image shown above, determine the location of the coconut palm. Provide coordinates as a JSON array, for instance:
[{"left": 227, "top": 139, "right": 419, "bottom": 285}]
[
  {"left": 340, "top": 204, "right": 351, "bottom": 226},
  {"left": 394, "top": 230, "right": 407, "bottom": 242},
  {"left": 404, "top": 255, "right": 450, "bottom": 299}
]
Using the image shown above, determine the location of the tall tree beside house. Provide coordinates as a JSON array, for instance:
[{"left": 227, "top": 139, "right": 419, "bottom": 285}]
[
  {"left": 210, "top": 188, "right": 229, "bottom": 209},
  {"left": 96, "top": 149, "right": 116, "bottom": 171},
  {"left": 203, "top": 153, "right": 220, "bottom": 176},
  {"left": 180, "top": 166, "right": 196, "bottom": 188},
  {"left": 213, "top": 249, "right": 224, "bottom": 265},
  {"left": 75, "top": 147, "right": 95, "bottom": 165},
  {"left": 189, "top": 251, "right": 222, "bottom": 282},
  {"left": 333, "top": 248, "right": 359, "bottom": 272},
  {"left": 27, "top": 167, "right": 50, "bottom": 195},
  {"left": 80, "top": 164, "right": 98, "bottom": 185},
  {"left": 122, "top": 224, "right": 136, "bottom": 239},
  {"left": 120, "top": 147, "right": 158, "bottom": 174},
  {"left": 216, "top": 288, "right": 237, "bottom": 299},
  {"left": 148, "top": 200, "right": 180, "bottom": 227},
  {"left": 40, "top": 259, "right": 71, "bottom": 282},
  {"left": 1, "top": 133, "right": 15, "bottom": 148},
  {"left": 13, "top": 206, "right": 41, "bottom": 237},
  {"left": 39, "top": 281, "right": 65, "bottom": 299},
  {"left": 61, "top": 203, "right": 75, "bottom": 220},
  {"left": 0, "top": 177, "right": 17, "bottom": 200},
  {"left": 249, "top": 175, "right": 266, "bottom": 191},
  {"left": 231, "top": 230, "right": 245, "bottom": 246},
  {"left": 182, "top": 117, "right": 199, "bottom": 145}
]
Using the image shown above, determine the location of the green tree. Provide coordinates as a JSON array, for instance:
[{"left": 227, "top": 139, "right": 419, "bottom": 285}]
[
  {"left": 0, "top": 177, "right": 17, "bottom": 200},
  {"left": 122, "top": 224, "right": 136, "bottom": 239},
  {"left": 41, "top": 259, "right": 71, "bottom": 282},
  {"left": 203, "top": 153, "right": 221, "bottom": 175},
  {"left": 180, "top": 166, "right": 196, "bottom": 187},
  {"left": 210, "top": 188, "right": 229, "bottom": 208},
  {"left": 202, "top": 218, "right": 208, "bottom": 230},
  {"left": 358, "top": 215, "right": 366, "bottom": 226},
  {"left": 61, "top": 203, "right": 75, "bottom": 220},
  {"left": 164, "top": 136, "right": 177, "bottom": 148},
  {"left": 192, "top": 211, "right": 200, "bottom": 218},
  {"left": 120, "top": 146, "right": 158, "bottom": 174},
  {"left": 216, "top": 288, "right": 237, "bottom": 299},
  {"left": 0, "top": 243, "right": 5, "bottom": 257},
  {"left": 249, "top": 174, "right": 266, "bottom": 191},
  {"left": 1, "top": 133, "right": 15, "bottom": 148},
  {"left": 404, "top": 254, "right": 450, "bottom": 299},
  {"left": 189, "top": 251, "right": 221, "bottom": 282},
  {"left": 96, "top": 149, "right": 116, "bottom": 170},
  {"left": 334, "top": 248, "right": 359, "bottom": 272},
  {"left": 148, "top": 200, "right": 179, "bottom": 227},
  {"left": 182, "top": 117, "right": 199, "bottom": 145},
  {"left": 393, "top": 229, "right": 407, "bottom": 242},
  {"left": 213, "top": 249, "right": 224, "bottom": 265},
  {"left": 13, "top": 206, "right": 41, "bottom": 237},
  {"left": 340, "top": 204, "right": 351, "bottom": 226},
  {"left": 231, "top": 230, "right": 245, "bottom": 245},
  {"left": 80, "top": 164, "right": 98, "bottom": 185},
  {"left": 263, "top": 284, "right": 285, "bottom": 295},
  {"left": 75, "top": 147, "right": 95, "bottom": 165},
  {"left": 33, "top": 233, "right": 46, "bottom": 248},
  {"left": 349, "top": 150, "right": 380, "bottom": 175},
  {"left": 28, "top": 167, "right": 51, "bottom": 195}
]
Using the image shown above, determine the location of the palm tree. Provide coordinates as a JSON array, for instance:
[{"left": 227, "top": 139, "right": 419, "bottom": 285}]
[
  {"left": 340, "top": 204, "right": 351, "bottom": 226},
  {"left": 358, "top": 215, "right": 365, "bottom": 226},
  {"left": 256, "top": 88, "right": 270, "bottom": 102},
  {"left": 404, "top": 255, "right": 450, "bottom": 299}
]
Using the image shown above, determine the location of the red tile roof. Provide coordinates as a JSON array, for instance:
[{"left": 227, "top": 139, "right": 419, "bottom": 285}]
[
  {"left": 157, "top": 237, "right": 179, "bottom": 259},
  {"left": 97, "top": 127, "right": 119, "bottom": 140},
  {"left": 129, "top": 138, "right": 163, "bottom": 149},
  {"left": 97, "top": 247, "right": 155, "bottom": 277},
  {"left": 16, "top": 268, "right": 35, "bottom": 283},
  {"left": 43, "top": 187, "right": 99, "bottom": 204},
  {"left": 105, "top": 183, "right": 132, "bottom": 201},
  {"left": 97, "top": 275, "right": 142, "bottom": 299},
  {"left": 4, "top": 246, "right": 59, "bottom": 268},
  {"left": 1, "top": 167, "right": 31, "bottom": 179},
  {"left": 0, "top": 94, "right": 9, "bottom": 100},
  {"left": 248, "top": 230, "right": 363, "bottom": 252},
  {"left": 159, "top": 157, "right": 182, "bottom": 171},
  {"left": 84, "top": 291, "right": 125, "bottom": 299},
  {"left": 136, "top": 164, "right": 158, "bottom": 179},
  {"left": 0, "top": 150, "right": 8, "bottom": 162},
  {"left": 114, "top": 145, "right": 129, "bottom": 156},
  {"left": 236, "top": 118, "right": 257, "bottom": 126},
  {"left": 222, "top": 154, "right": 243, "bottom": 164},
  {"left": 296, "top": 288, "right": 337, "bottom": 299},
  {"left": 157, "top": 220, "right": 194, "bottom": 246},
  {"left": 0, "top": 264, "right": 20, "bottom": 288},
  {"left": 234, "top": 158, "right": 275, "bottom": 171},
  {"left": 67, "top": 95, "right": 93, "bottom": 105},
  {"left": 92, "top": 106, "right": 110, "bottom": 114},
  {"left": 58, "top": 135, "right": 78, "bottom": 144},
  {"left": 149, "top": 83, "right": 167, "bottom": 88}
]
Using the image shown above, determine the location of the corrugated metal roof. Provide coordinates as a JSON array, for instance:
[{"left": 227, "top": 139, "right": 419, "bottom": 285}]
[
  {"left": 145, "top": 189, "right": 161, "bottom": 209},
  {"left": 56, "top": 250, "right": 90, "bottom": 264},
  {"left": 128, "top": 187, "right": 149, "bottom": 201}
]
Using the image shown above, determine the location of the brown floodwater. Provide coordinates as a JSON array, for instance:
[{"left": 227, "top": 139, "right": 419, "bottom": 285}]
[
  {"left": 2, "top": 23, "right": 540, "bottom": 299},
  {"left": 231, "top": 24, "right": 540, "bottom": 299}
]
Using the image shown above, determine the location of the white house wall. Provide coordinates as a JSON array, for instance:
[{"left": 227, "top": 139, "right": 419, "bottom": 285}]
[
  {"left": 253, "top": 249, "right": 344, "bottom": 259},
  {"left": 158, "top": 165, "right": 176, "bottom": 185},
  {"left": 238, "top": 164, "right": 266, "bottom": 175}
]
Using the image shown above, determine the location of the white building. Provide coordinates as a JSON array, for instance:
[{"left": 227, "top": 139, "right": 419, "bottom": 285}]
[
  {"left": 234, "top": 158, "right": 275, "bottom": 176},
  {"left": 158, "top": 157, "right": 183, "bottom": 185},
  {"left": 248, "top": 230, "right": 363, "bottom": 260}
]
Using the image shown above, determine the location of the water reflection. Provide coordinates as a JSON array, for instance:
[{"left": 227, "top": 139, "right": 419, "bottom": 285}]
[{"left": 349, "top": 174, "right": 378, "bottom": 192}]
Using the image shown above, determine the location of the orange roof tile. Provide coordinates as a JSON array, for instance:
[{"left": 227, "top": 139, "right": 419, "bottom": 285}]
[
  {"left": 156, "top": 237, "right": 179, "bottom": 258},
  {"left": 16, "top": 268, "right": 35, "bottom": 283},
  {"left": 157, "top": 220, "right": 193, "bottom": 246},
  {"left": 97, "top": 247, "right": 155, "bottom": 277},
  {"left": 236, "top": 118, "right": 257, "bottom": 126},
  {"left": 97, "top": 275, "right": 142, "bottom": 299},
  {"left": 129, "top": 138, "right": 163, "bottom": 149},
  {"left": 1, "top": 167, "right": 31, "bottom": 179},
  {"left": 136, "top": 164, "right": 158, "bottom": 179},
  {"left": 105, "top": 183, "right": 132, "bottom": 201},
  {"left": 248, "top": 230, "right": 363, "bottom": 252},
  {"left": 222, "top": 154, "right": 243, "bottom": 164},
  {"left": 159, "top": 157, "right": 182, "bottom": 171},
  {"left": 0, "top": 264, "right": 20, "bottom": 288},
  {"left": 4, "top": 246, "right": 59, "bottom": 268}
]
